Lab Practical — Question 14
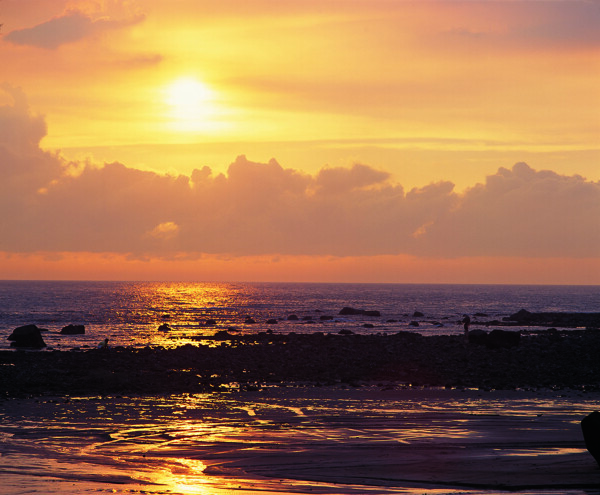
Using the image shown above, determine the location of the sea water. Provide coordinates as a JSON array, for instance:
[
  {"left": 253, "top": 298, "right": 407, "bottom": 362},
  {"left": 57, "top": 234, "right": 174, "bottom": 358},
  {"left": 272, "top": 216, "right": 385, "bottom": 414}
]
[
  {"left": 0, "top": 281, "right": 598, "bottom": 350},
  {"left": 2, "top": 282, "right": 600, "bottom": 495}
]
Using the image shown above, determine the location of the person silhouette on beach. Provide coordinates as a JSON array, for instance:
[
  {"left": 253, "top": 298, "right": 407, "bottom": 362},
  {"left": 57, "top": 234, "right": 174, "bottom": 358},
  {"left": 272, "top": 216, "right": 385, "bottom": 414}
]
[
  {"left": 462, "top": 315, "right": 471, "bottom": 341},
  {"left": 98, "top": 338, "right": 109, "bottom": 349}
]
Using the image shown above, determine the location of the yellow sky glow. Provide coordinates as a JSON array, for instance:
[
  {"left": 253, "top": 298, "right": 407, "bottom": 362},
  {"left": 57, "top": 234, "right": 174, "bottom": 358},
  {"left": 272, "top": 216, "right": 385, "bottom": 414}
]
[{"left": 0, "top": 0, "right": 598, "bottom": 283}]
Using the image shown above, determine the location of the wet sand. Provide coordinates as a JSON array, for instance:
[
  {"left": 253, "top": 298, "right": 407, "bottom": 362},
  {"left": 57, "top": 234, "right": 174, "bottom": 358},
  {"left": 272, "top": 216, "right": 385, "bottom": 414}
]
[{"left": 1, "top": 387, "right": 600, "bottom": 494}]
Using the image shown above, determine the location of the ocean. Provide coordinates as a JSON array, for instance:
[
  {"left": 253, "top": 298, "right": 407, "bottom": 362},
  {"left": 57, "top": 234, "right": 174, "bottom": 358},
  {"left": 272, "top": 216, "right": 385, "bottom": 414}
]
[
  {"left": 2, "top": 281, "right": 600, "bottom": 494},
  {"left": 1, "top": 281, "right": 598, "bottom": 351}
]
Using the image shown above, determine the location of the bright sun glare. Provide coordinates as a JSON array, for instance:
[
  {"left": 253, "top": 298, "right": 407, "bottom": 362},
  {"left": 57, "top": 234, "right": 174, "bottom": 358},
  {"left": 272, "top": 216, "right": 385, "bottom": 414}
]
[{"left": 164, "top": 77, "right": 218, "bottom": 132}]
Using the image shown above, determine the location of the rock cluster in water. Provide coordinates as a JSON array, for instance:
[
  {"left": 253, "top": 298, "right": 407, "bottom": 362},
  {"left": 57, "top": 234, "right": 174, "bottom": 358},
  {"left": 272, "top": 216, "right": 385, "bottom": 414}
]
[{"left": 504, "top": 310, "right": 600, "bottom": 328}]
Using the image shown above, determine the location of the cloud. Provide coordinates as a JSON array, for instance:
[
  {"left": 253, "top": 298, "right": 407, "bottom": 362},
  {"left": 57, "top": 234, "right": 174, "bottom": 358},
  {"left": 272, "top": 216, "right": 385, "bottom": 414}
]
[
  {"left": 5, "top": 10, "right": 145, "bottom": 49},
  {"left": 147, "top": 221, "right": 180, "bottom": 240},
  {"left": 0, "top": 84, "right": 47, "bottom": 154},
  {"left": 0, "top": 87, "right": 597, "bottom": 260},
  {"left": 315, "top": 163, "right": 390, "bottom": 194},
  {"left": 414, "top": 162, "right": 600, "bottom": 257}
]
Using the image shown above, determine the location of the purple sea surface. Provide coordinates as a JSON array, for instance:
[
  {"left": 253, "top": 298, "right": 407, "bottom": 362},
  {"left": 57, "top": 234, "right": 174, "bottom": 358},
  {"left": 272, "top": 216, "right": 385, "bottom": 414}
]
[{"left": 0, "top": 281, "right": 598, "bottom": 350}]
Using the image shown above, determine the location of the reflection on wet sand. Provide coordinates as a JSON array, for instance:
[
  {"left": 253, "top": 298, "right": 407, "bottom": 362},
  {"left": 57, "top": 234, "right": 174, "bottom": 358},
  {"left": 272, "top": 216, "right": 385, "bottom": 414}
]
[{"left": 1, "top": 387, "right": 600, "bottom": 494}]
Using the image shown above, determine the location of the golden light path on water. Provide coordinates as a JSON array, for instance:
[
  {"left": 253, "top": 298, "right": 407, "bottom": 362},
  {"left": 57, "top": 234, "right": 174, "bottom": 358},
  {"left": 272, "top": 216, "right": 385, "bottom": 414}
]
[
  {"left": 2, "top": 282, "right": 599, "bottom": 352},
  {"left": 105, "top": 282, "right": 253, "bottom": 349},
  {"left": 1, "top": 387, "right": 599, "bottom": 494}
]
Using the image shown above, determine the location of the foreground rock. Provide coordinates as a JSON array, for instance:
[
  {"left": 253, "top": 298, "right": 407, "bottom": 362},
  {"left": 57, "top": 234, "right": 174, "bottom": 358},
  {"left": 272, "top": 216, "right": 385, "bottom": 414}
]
[
  {"left": 7, "top": 325, "right": 46, "bottom": 348},
  {"left": 486, "top": 329, "right": 520, "bottom": 349},
  {"left": 1, "top": 329, "right": 599, "bottom": 397},
  {"left": 581, "top": 411, "right": 600, "bottom": 467}
]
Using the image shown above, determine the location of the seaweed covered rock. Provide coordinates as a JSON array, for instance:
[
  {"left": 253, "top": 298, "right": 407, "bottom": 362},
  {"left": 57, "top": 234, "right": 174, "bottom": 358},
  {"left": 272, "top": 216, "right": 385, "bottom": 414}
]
[
  {"left": 486, "top": 329, "right": 520, "bottom": 349},
  {"left": 468, "top": 329, "right": 488, "bottom": 345}
]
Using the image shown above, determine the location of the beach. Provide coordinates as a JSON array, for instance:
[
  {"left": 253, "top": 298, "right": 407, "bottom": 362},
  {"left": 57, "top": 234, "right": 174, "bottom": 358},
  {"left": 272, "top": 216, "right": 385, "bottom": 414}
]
[
  {"left": 1, "top": 387, "right": 599, "bottom": 494},
  {"left": 2, "top": 331, "right": 600, "bottom": 494}
]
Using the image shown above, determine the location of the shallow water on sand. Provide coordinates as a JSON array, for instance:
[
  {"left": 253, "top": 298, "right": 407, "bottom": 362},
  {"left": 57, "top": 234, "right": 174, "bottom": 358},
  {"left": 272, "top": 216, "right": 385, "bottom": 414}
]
[{"left": 1, "top": 387, "right": 600, "bottom": 495}]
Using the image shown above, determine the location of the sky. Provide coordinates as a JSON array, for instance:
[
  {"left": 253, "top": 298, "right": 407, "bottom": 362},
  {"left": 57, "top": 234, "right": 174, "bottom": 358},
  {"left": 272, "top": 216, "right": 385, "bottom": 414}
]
[{"left": 0, "top": 0, "right": 598, "bottom": 284}]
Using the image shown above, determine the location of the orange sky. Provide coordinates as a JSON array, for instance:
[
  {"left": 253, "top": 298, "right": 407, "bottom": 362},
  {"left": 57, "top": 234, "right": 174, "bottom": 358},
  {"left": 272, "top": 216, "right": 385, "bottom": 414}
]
[{"left": 0, "top": 0, "right": 598, "bottom": 283}]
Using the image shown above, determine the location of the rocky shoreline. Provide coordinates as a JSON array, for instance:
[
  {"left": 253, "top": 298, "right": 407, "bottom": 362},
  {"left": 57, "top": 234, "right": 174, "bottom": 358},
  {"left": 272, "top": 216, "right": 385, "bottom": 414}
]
[{"left": 2, "top": 327, "right": 600, "bottom": 398}]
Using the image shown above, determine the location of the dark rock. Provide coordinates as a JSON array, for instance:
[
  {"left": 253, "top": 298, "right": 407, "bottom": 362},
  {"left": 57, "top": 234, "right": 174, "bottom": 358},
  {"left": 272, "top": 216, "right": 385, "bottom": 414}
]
[
  {"left": 8, "top": 324, "right": 46, "bottom": 348},
  {"left": 339, "top": 307, "right": 380, "bottom": 317},
  {"left": 158, "top": 323, "right": 171, "bottom": 332},
  {"left": 409, "top": 321, "right": 420, "bottom": 327},
  {"left": 244, "top": 317, "right": 256, "bottom": 324},
  {"left": 468, "top": 329, "right": 488, "bottom": 345},
  {"left": 413, "top": 311, "right": 424, "bottom": 317},
  {"left": 4, "top": 329, "right": 600, "bottom": 397},
  {"left": 339, "top": 307, "right": 363, "bottom": 315},
  {"left": 266, "top": 319, "right": 278, "bottom": 324},
  {"left": 205, "top": 319, "right": 217, "bottom": 326},
  {"left": 486, "top": 329, "right": 520, "bottom": 349},
  {"left": 287, "top": 314, "right": 299, "bottom": 321},
  {"left": 474, "top": 312, "right": 488, "bottom": 317},
  {"left": 339, "top": 329, "right": 354, "bottom": 335},
  {"left": 363, "top": 323, "right": 374, "bottom": 328},
  {"left": 60, "top": 324, "right": 85, "bottom": 335},
  {"left": 582, "top": 411, "right": 600, "bottom": 467},
  {"left": 506, "top": 309, "right": 533, "bottom": 321},
  {"left": 505, "top": 310, "right": 600, "bottom": 328},
  {"left": 320, "top": 315, "right": 334, "bottom": 321}
]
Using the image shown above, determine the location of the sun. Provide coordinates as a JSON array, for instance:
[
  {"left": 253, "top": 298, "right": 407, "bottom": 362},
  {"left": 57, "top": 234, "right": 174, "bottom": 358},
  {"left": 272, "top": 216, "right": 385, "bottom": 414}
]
[{"left": 163, "top": 77, "right": 218, "bottom": 132}]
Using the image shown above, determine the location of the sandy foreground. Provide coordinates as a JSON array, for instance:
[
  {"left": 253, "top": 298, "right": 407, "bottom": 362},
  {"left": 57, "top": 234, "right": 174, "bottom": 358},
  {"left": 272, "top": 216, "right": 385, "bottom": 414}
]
[{"left": 1, "top": 386, "right": 600, "bottom": 495}]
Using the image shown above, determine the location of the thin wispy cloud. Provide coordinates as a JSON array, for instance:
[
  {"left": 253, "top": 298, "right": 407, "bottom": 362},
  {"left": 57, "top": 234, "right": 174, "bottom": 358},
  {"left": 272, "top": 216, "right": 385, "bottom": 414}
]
[{"left": 5, "top": 10, "right": 144, "bottom": 49}]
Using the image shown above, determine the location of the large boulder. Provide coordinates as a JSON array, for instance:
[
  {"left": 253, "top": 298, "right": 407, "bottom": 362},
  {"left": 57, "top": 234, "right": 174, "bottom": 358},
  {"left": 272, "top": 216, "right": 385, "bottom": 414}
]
[
  {"left": 60, "top": 324, "right": 85, "bottom": 335},
  {"left": 486, "top": 329, "right": 520, "bottom": 349},
  {"left": 8, "top": 324, "right": 47, "bottom": 348},
  {"left": 581, "top": 411, "right": 600, "bottom": 467}
]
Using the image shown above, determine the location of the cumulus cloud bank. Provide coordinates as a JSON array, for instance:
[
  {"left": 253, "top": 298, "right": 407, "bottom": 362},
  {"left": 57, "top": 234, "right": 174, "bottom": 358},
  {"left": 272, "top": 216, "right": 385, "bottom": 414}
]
[{"left": 1, "top": 87, "right": 598, "bottom": 259}]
